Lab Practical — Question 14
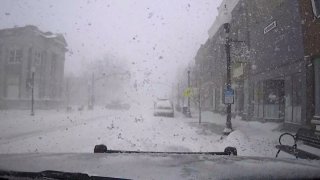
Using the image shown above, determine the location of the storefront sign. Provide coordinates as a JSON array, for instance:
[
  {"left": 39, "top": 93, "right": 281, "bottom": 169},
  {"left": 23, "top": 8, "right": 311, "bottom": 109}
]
[
  {"left": 233, "top": 64, "right": 244, "bottom": 78},
  {"left": 183, "top": 88, "right": 192, "bottom": 97}
]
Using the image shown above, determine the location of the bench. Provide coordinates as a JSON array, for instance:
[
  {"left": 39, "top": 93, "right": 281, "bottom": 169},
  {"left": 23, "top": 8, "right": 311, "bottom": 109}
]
[{"left": 275, "top": 128, "right": 320, "bottom": 160}]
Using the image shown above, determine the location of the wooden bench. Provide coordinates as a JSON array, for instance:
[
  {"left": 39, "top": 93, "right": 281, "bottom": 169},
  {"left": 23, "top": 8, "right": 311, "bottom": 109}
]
[{"left": 275, "top": 128, "right": 320, "bottom": 160}]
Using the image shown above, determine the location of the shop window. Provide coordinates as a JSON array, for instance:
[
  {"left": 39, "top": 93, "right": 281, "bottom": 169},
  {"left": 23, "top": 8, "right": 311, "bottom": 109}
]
[
  {"left": 312, "top": 0, "right": 320, "bottom": 18},
  {"left": 263, "top": 80, "right": 285, "bottom": 119},
  {"left": 264, "top": 80, "right": 284, "bottom": 105}
]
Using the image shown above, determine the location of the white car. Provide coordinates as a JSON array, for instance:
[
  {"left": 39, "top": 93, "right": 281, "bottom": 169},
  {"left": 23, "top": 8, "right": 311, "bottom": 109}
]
[{"left": 153, "top": 99, "right": 174, "bottom": 117}]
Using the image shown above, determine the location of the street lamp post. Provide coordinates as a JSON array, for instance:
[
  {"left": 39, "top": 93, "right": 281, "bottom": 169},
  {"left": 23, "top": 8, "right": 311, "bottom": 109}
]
[
  {"left": 187, "top": 70, "right": 190, "bottom": 109},
  {"left": 187, "top": 70, "right": 191, "bottom": 117},
  {"left": 224, "top": 23, "right": 233, "bottom": 134},
  {"left": 91, "top": 72, "right": 95, "bottom": 110},
  {"left": 198, "top": 76, "right": 201, "bottom": 124},
  {"left": 176, "top": 83, "right": 181, "bottom": 112},
  {"left": 30, "top": 67, "right": 35, "bottom": 116},
  {"left": 88, "top": 72, "right": 95, "bottom": 110}
]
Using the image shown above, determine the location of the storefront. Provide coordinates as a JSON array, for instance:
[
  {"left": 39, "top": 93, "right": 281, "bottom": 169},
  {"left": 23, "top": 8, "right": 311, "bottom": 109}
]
[
  {"left": 264, "top": 79, "right": 285, "bottom": 120},
  {"left": 252, "top": 79, "right": 285, "bottom": 121}
]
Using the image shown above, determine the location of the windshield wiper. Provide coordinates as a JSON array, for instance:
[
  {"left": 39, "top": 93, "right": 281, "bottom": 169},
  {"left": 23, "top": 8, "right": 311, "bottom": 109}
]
[
  {"left": 0, "top": 170, "right": 129, "bottom": 180},
  {"left": 94, "top": 144, "right": 237, "bottom": 156}
]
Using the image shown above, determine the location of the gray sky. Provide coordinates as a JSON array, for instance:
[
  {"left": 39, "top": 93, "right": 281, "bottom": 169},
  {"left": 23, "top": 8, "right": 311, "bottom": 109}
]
[{"left": 0, "top": 0, "right": 221, "bottom": 97}]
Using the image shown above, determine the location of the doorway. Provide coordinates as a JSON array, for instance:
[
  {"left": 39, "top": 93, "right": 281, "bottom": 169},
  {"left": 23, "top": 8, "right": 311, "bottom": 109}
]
[{"left": 285, "top": 73, "right": 302, "bottom": 124}]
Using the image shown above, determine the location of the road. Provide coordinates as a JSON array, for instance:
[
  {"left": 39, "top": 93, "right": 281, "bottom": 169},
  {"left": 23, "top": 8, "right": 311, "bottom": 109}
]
[
  {"left": 0, "top": 106, "right": 226, "bottom": 154},
  {"left": 0, "top": 105, "right": 289, "bottom": 158}
]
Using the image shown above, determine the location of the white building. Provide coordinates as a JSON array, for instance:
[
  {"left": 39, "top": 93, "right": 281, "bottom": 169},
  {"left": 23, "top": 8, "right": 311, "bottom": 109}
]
[{"left": 208, "top": 0, "right": 240, "bottom": 38}]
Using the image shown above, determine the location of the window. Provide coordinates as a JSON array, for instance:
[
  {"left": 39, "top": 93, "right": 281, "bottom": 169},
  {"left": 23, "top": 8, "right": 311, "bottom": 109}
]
[
  {"left": 50, "top": 54, "right": 57, "bottom": 76},
  {"left": 34, "top": 50, "right": 41, "bottom": 66},
  {"left": 6, "top": 75, "right": 20, "bottom": 99},
  {"left": 312, "top": 0, "right": 320, "bottom": 18},
  {"left": 8, "top": 49, "right": 22, "bottom": 64},
  {"left": 264, "top": 80, "right": 284, "bottom": 105}
]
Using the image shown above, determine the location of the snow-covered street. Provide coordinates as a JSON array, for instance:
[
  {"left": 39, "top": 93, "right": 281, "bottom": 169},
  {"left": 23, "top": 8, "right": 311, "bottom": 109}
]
[{"left": 0, "top": 104, "right": 290, "bottom": 158}]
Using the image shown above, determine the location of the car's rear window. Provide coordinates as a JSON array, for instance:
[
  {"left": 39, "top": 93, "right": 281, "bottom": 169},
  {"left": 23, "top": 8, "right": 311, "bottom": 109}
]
[{"left": 156, "top": 101, "right": 172, "bottom": 109}]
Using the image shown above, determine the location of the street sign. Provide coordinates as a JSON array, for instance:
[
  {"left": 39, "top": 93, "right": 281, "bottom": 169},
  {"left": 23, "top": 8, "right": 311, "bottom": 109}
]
[
  {"left": 264, "top": 21, "right": 277, "bottom": 34},
  {"left": 183, "top": 88, "right": 192, "bottom": 97},
  {"left": 224, "top": 88, "right": 234, "bottom": 104}
]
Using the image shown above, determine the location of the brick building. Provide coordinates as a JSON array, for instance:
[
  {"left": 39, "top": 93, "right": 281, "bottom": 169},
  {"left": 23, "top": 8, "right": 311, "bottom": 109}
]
[
  {"left": 195, "top": 0, "right": 320, "bottom": 130},
  {"left": 299, "top": 0, "right": 320, "bottom": 130},
  {"left": 0, "top": 25, "right": 67, "bottom": 109}
]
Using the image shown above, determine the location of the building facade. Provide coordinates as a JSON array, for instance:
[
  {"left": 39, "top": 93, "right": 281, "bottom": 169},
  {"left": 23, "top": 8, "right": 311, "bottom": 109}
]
[
  {"left": 299, "top": 0, "right": 320, "bottom": 130},
  {"left": 195, "top": 0, "right": 320, "bottom": 129},
  {"left": 0, "top": 25, "right": 67, "bottom": 109},
  {"left": 248, "top": 0, "right": 305, "bottom": 125}
]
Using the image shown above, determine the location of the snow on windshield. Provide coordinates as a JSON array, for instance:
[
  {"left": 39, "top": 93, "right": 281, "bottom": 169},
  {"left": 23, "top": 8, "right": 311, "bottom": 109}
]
[{"left": 0, "top": 1, "right": 320, "bottom": 174}]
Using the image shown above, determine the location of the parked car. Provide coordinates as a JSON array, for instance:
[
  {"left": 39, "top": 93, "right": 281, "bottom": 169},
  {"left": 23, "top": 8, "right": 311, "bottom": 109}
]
[{"left": 154, "top": 99, "right": 174, "bottom": 117}]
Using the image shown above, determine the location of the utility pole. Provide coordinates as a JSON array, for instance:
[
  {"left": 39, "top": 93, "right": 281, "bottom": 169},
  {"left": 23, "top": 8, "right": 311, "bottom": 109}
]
[
  {"left": 198, "top": 77, "right": 201, "bottom": 124},
  {"left": 66, "top": 77, "right": 70, "bottom": 108},
  {"left": 91, "top": 72, "right": 95, "bottom": 110},
  {"left": 224, "top": 23, "right": 233, "bottom": 134},
  {"left": 177, "top": 83, "right": 181, "bottom": 112},
  {"left": 30, "top": 69, "right": 35, "bottom": 116},
  {"left": 187, "top": 70, "right": 191, "bottom": 117}
]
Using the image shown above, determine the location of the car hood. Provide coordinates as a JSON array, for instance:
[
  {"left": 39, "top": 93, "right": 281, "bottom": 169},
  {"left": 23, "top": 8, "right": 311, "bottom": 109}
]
[{"left": 0, "top": 153, "right": 320, "bottom": 179}]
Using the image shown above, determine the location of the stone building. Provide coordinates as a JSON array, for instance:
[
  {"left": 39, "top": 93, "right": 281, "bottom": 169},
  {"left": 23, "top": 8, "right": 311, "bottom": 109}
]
[{"left": 0, "top": 25, "right": 67, "bottom": 109}]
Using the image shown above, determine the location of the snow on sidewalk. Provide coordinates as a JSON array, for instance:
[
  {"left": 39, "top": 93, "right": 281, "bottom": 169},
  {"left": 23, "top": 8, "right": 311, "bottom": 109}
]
[
  {"left": 0, "top": 108, "right": 109, "bottom": 137},
  {"left": 193, "top": 111, "right": 283, "bottom": 157}
]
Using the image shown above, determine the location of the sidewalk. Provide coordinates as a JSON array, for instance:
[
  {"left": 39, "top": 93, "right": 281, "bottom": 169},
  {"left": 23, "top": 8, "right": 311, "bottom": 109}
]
[
  {"left": 0, "top": 107, "right": 109, "bottom": 141},
  {"left": 188, "top": 111, "right": 284, "bottom": 157}
]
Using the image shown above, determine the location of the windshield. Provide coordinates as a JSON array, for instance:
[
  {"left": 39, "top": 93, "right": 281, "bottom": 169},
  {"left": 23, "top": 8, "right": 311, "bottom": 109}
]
[{"left": 0, "top": 0, "right": 320, "bottom": 171}]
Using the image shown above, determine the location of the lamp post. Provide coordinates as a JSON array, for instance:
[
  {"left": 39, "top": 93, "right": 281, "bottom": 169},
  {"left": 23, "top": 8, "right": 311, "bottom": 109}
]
[
  {"left": 91, "top": 72, "right": 95, "bottom": 110},
  {"left": 198, "top": 70, "right": 202, "bottom": 124},
  {"left": 30, "top": 67, "right": 35, "bottom": 116},
  {"left": 176, "top": 83, "right": 181, "bottom": 112},
  {"left": 187, "top": 70, "right": 191, "bottom": 117},
  {"left": 88, "top": 72, "right": 95, "bottom": 110},
  {"left": 224, "top": 23, "right": 233, "bottom": 134}
]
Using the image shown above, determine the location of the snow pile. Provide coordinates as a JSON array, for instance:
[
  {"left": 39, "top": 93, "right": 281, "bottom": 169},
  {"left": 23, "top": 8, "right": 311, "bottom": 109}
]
[{"left": 224, "top": 130, "right": 248, "bottom": 146}]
